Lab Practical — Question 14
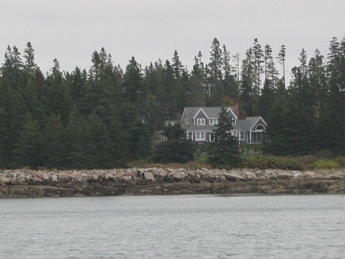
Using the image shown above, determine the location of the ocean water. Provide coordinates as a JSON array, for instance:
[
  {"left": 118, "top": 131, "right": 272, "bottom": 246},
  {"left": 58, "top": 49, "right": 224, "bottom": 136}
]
[{"left": 1, "top": 195, "right": 344, "bottom": 259}]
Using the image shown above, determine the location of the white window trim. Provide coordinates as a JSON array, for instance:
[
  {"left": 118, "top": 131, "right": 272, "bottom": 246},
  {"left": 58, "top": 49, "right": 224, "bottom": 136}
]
[
  {"left": 240, "top": 131, "right": 245, "bottom": 140},
  {"left": 196, "top": 118, "right": 205, "bottom": 125},
  {"left": 209, "top": 118, "right": 218, "bottom": 125},
  {"left": 195, "top": 131, "right": 205, "bottom": 141},
  {"left": 255, "top": 124, "right": 265, "bottom": 131},
  {"left": 209, "top": 133, "right": 215, "bottom": 142}
]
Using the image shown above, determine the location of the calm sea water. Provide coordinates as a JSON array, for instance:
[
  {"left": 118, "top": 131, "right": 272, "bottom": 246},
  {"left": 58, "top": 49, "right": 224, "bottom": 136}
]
[{"left": 1, "top": 195, "right": 344, "bottom": 259}]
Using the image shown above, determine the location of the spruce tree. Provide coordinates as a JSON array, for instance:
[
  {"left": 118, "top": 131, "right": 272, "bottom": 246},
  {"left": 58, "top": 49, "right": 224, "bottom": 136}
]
[
  {"left": 153, "top": 123, "right": 194, "bottom": 164},
  {"left": 207, "top": 107, "right": 240, "bottom": 168},
  {"left": 43, "top": 114, "right": 66, "bottom": 168},
  {"left": 207, "top": 38, "right": 224, "bottom": 105},
  {"left": 12, "top": 114, "right": 43, "bottom": 169}
]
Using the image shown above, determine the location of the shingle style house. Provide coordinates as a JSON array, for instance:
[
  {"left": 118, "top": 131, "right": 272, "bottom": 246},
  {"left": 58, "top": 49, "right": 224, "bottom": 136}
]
[{"left": 180, "top": 105, "right": 267, "bottom": 145}]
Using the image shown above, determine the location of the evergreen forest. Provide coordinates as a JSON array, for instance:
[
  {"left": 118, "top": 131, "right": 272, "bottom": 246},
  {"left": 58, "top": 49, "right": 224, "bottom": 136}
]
[{"left": 1, "top": 36, "right": 345, "bottom": 169}]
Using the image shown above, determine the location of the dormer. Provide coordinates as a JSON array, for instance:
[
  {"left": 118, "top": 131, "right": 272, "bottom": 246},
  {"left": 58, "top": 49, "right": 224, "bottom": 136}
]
[{"left": 193, "top": 108, "right": 209, "bottom": 125}]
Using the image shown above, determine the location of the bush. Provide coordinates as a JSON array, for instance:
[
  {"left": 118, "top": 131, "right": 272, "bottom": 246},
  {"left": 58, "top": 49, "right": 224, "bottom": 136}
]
[
  {"left": 335, "top": 157, "right": 345, "bottom": 168},
  {"left": 309, "top": 160, "right": 341, "bottom": 170},
  {"left": 152, "top": 140, "right": 195, "bottom": 164},
  {"left": 241, "top": 156, "right": 305, "bottom": 171}
]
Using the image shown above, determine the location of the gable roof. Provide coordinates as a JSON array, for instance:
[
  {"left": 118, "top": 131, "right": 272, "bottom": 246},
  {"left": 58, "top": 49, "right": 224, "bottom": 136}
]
[
  {"left": 193, "top": 108, "right": 209, "bottom": 119},
  {"left": 184, "top": 107, "right": 237, "bottom": 120},
  {"left": 232, "top": 116, "right": 267, "bottom": 131},
  {"left": 247, "top": 116, "right": 267, "bottom": 131}
]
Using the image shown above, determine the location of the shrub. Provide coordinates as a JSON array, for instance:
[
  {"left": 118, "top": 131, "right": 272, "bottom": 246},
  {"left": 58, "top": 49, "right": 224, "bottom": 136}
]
[
  {"left": 335, "top": 157, "right": 345, "bottom": 168},
  {"left": 241, "top": 156, "right": 305, "bottom": 171},
  {"left": 313, "top": 149, "right": 334, "bottom": 159},
  {"left": 310, "top": 160, "right": 341, "bottom": 170}
]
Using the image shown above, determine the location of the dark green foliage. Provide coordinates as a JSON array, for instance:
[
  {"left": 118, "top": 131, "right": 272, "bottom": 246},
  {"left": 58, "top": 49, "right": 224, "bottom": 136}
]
[
  {"left": 1, "top": 37, "right": 345, "bottom": 169},
  {"left": 241, "top": 156, "right": 305, "bottom": 171},
  {"left": 65, "top": 108, "right": 93, "bottom": 169},
  {"left": 163, "top": 123, "right": 185, "bottom": 141},
  {"left": 153, "top": 123, "right": 195, "bottom": 164},
  {"left": 12, "top": 114, "right": 43, "bottom": 169},
  {"left": 42, "top": 114, "right": 66, "bottom": 169},
  {"left": 207, "top": 107, "right": 240, "bottom": 167}
]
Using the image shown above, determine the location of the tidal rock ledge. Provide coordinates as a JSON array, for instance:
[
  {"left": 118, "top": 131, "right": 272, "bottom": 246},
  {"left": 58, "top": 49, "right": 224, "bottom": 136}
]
[{"left": 1, "top": 168, "right": 345, "bottom": 198}]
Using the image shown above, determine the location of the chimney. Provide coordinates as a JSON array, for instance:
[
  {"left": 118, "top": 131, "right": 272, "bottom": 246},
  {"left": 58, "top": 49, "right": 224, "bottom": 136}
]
[{"left": 234, "top": 103, "right": 240, "bottom": 119}]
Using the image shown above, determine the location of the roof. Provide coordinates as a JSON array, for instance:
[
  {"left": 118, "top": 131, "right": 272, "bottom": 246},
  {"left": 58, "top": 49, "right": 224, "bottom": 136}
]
[
  {"left": 182, "top": 107, "right": 266, "bottom": 132},
  {"left": 184, "top": 107, "right": 236, "bottom": 119},
  {"left": 233, "top": 117, "right": 267, "bottom": 131}
]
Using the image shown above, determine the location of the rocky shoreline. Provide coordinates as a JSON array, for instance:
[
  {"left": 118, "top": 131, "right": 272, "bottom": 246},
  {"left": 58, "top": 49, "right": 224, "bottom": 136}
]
[{"left": 1, "top": 168, "right": 345, "bottom": 198}]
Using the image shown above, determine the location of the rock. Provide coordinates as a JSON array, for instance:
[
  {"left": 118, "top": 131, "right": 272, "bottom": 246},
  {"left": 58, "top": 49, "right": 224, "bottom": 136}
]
[
  {"left": 18, "top": 177, "right": 27, "bottom": 185},
  {"left": 120, "top": 175, "right": 133, "bottom": 181},
  {"left": 158, "top": 170, "right": 167, "bottom": 178},
  {"left": 263, "top": 169, "right": 277, "bottom": 180},
  {"left": 173, "top": 171, "right": 182, "bottom": 181},
  {"left": 223, "top": 172, "right": 246, "bottom": 181},
  {"left": 42, "top": 173, "right": 50, "bottom": 181},
  {"left": 0, "top": 177, "right": 11, "bottom": 185},
  {"left": 143, "top": 172, "right": 155, "bottom": 181},
  {"left": 105, "top": 173, "right": 116, "bottom": 180},
  {"left": 17, "top": 173, "right": 26, "bottom": 179},
  {"left": 219, "top": 175, "right": 227, "bottom": 182},
  {"left": 327, "top": 171, "right": 345, "bottom": 180},
  {"left": 10, "top": 179, "right": 18, "bottom": 185},
  {"left": 277, "top": 171, "right": 293, "bottom": 179},
  {"left": 293, "top": 172, "right": 303, "bottom": 178},
  {"left": 303, "top": 171, "right": 317, "bottom": 178},
  {"left": 33, "top": 171, "right": 42, "bottom": 179},
  {"left": 58, "top": 173, "right": 70, "bottom": 182},
  {"left": 51, "top": 174, "right": 59, "bottom": 182},
  {"left": 242, "top": 169, "right": 257, "bottom": 180},
  {"left": 31, "top": 177, "right": 43, "bottom": 184},
  {"left": 116, "top": 171, "right": 127, "bottom": 178}
]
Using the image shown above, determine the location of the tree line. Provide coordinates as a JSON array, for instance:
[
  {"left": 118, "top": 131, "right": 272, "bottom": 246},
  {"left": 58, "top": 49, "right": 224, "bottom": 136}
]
[{"left": 0, "top": 36, "right": 345, "bottom": 169}]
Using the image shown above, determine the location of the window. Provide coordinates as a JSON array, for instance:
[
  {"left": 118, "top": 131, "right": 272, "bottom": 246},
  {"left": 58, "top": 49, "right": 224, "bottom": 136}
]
[
  {"left": 209, "top": 119, "right": 218, "bottom": 125},
  {"left": 240, "top": 131, "right": 245, "bottom": 140},
  {"left": 256, "top": 125, "right": 265, "bottom": 130},
  {"left": 232, "top": 131, "right": 238, "bottom": 137},
  {"left": 196, "top": 118, "right": 205, "bottom": 125},
  {"left": 195, "top": 132, "right": 205, "bottom": 140},
  {"left": 209, "top": 133, "right": 215, "bottom": 142},
  {"left": 187, "top": 132, "right": 192, "bottom": 140}
]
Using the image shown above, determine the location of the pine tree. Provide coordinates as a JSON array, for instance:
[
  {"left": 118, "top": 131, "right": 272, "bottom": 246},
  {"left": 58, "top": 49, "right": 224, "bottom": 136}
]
[
  {"left": 207, "top": 38, "right": 223, "bottom": 105},
  {"left": 153, "top": 123, "right": 194, "bottom": 164},
  {"left": 65, "top": 107, "right": 93, "bottom": 169},
  {"left": 240, "top": 48, "right": 255, "bottom": 116},
  {"left": 172, "top": 50, "right": 184, "bottom": 79},
  {"left": 223, "top": 45, "right": 238, "bottom": 102},
  {"left": 323, "top": 36, "right": 345, "bottom": 154},
  {"left": 188, "top": 52, "right": 205, "bottom": 106},
  {"left": 12, "top": 114, "right": 43, "bottom": 169},
  {"left": 207, "top": 107, "right": 240, "bottom": 167},
  {"left": 87, "top": 113, "right": 114, "bottom": 168},
  {"left": 277, "top": 45, "right": 286, "bottom": 86},
  {"left": 43, "top": 114, "right": 66, "bottom": 168},
  {"left": 23, "top": 42, "right": 37, "bottom": 76},
  {"left": 123, "top": 57, "right": 146, "bottom": 118}
]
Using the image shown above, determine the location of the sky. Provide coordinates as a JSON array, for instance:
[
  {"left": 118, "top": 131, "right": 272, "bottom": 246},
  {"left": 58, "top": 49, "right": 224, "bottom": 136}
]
[{"left": 1, "top": 0, "right": 345, "bottom": 81}]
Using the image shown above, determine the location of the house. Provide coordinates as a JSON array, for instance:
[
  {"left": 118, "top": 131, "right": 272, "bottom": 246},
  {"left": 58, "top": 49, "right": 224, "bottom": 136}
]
[{"left": 180, "top": 105, "right": 267, "bottom": 145}]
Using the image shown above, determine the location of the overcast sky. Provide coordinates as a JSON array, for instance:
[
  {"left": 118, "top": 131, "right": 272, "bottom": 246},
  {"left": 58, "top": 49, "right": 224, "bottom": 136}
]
[{"left": 1, "top": 0, "right": 345, "bottom": 80}]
